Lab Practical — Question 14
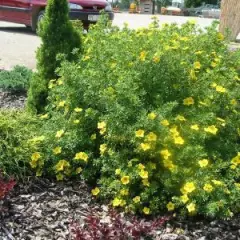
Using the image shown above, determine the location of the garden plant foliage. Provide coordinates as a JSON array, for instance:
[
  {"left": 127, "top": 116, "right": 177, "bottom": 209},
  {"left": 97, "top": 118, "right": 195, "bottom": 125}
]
[{"left": 26, "top": 18, "right": 240, "bottom": 217}]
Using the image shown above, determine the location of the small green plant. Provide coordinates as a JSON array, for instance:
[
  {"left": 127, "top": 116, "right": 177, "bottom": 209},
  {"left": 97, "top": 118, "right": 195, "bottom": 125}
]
[
  {"left": 27, "top": 0, "right": 81, "bottom": 113},
  {"left": 0, "top": 66, "right": 32, "bottom": 92}
]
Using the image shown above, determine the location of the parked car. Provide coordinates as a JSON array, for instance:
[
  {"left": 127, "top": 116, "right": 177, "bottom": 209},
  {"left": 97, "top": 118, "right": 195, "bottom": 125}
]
[
  {"left": 0, "top": 0, "right": 114, "bottom": 30},
  {"left": 202, "top": 8, "right": 221, "bottom": 19},
  {"left": 194, "top": 4, "right": 219, "bottom": 16}
]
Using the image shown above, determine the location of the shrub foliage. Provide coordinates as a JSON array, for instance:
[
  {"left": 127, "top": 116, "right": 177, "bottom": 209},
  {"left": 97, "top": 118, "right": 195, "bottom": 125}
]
[{"left": 28, "top": 19, "right": 240, "bottom": 217}]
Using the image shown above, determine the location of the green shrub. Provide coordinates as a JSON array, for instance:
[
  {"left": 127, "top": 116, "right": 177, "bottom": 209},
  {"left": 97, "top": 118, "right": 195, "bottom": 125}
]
[
  {"left": 27, "top": 0, "right": 81, "bottom": 113},
  {"left": 0, "top": 110, "right": 42, "bottom": 178},
  {"left": 0, "top": 66, "right": 32, "bottom": 92},
  {"left": 30, "top": 19, "right": 240, "bottom": 218}
]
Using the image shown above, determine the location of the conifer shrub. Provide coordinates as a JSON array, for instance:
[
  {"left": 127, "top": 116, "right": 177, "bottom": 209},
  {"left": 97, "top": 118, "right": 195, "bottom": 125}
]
[
  {"left": 29, "top": 19, "right": 240, "bottom": 218},
  {"left": 27, "top": 0, "right": 81, "bottom": 113}
]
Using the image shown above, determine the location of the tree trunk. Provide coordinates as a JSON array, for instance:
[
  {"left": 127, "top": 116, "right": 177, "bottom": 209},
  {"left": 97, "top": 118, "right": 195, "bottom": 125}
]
[{"left": 219, "top": 0, "right": 240, "bottom": 41}]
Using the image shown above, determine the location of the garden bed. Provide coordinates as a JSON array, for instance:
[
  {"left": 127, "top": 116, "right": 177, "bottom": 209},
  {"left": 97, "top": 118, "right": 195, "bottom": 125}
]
[{"left": 0, "top": 90, "right": 26, "bottom": 109}]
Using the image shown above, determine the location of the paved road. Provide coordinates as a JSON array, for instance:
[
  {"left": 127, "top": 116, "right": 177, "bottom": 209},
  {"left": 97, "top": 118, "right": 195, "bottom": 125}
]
[{"left": 0, "top": 13, "right": 215, "bottom": 70}]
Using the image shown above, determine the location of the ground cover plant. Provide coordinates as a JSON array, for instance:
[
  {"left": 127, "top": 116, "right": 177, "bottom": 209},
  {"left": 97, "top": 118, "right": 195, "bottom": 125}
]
[{"left": 26, "top": 16, "right": 240, "bottom": 219}]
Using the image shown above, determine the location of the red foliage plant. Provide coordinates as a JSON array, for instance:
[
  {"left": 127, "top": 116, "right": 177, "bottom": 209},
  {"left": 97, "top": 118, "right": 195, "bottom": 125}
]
[
  {"left": 70, "top": 209, "right": 169, "bottom": 240},
  {"left": 0, "top": 173, "right": 15, "bottom": 200}
]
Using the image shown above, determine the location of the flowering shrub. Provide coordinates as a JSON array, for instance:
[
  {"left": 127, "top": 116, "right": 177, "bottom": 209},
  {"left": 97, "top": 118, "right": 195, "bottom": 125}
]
[{"left": 30, "top": 18, "right": 240, "bottom": 217}]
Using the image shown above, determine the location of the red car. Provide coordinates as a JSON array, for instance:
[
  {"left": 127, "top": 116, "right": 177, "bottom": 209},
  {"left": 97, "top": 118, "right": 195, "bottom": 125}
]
[{"left": 0, "top": 0, "right": 114, "bottom": 30}]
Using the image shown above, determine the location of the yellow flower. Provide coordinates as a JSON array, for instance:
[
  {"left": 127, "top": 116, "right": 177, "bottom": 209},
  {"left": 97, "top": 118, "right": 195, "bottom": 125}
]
[
  {"left": 183, "top": 182, "right": 196, "bottom": 193},
  {"left": 143, "top": 207, "right": 150, "bottom": 215},
  {"left": 91, "top": 187, "right": 100, "bottom": 196},
  {"left": 40, "top": 114, "right": 48, "bottom": 119},
  {"left": 139, "top": 170, "right": 148, "bottom": 179},
  {"left": 112, "top": 197, "right": 121, "bottom": 207},
  {"left": 120, "top": 189, "right": 129, "bottom": 196},
  {"left": 175, "top": 115, "right": 186, "bottom": 121},
  {"left": 204, "top": 125, "right": 218, "bottom": 135},
  {"left": 100, "top": 144, "right": 107, "bottom": 155},
  {"left": 56, "top": 173, "right": 64, "bottom": 181},
  {"left": 230, "top": 99, "right": 237, "bottom": 106},
  {"left": 186, "top": 203, "right": 196, "bottom": 213},
  {"left": 146, "top": 132, "right": 157, "bottom": 142},
  {"left": 56, "top": 129, "right": 64, "bottom": 138},
  {"left": 215, "top": 85, "right": 226, "bottom": 93},
  {"left": 97, "top": 121, "right": 106, "bottom": 129},
  {"left": 167, "top": 202, "right": 175, "bottom": 211},
  {"left": 148, "top": 112, "right": 157, "bottom": 120},
  {"left": 135, "top": 129, "right": 145, "bottom": 138},
  {"left": 90, "top": 134, "right": 96, "bottom": 140},
  {"left": 142, "top": 179, "right": 150, "bottom": 187},
  {"left": 212, "top": 180, "right": 223, "bottom": 186},
  {"left": 211, "top": 62, "right": 217, "bottom": 68},
  {"left": 170, "top": 126, "right": 179, "bottom": 137},
  {"left": 133, "top": 196, "right": 141, "bottom": 203},
  {"left": 183, "top": 97, "right": 194, "bottom": 106},
  {"left": 73, "top": 120, "right": 80, "bottom": 124},
  {"left": 121, "top": 176, "right": 130, "bottom": 185},
  {"left": 180, "top": 195, "right": 189, "bottom": 203},
  {"left": 217, "top": 32, "right": 224, "bottom": 41},
  {"left": 30, "top": 159, "right": 38, "bottom": 168},
  {"left": 161, "top": 119, "right": 170, "bottom": 126},
  {"left": 99, "top": 128, "right": 106, "bottom": 135},
  {"left": 115, "top": 168, "right": 121, "bottom": 175},
  {"left": 231, "top": 152, "right": 240, "bottom": 166},
  {"left": 160, "top": 149, "right": 171, "bottom": 160},
  {"left": 163, "top": 159, "right": 176, "bottom": 171},
  {"left": 55, "top": 160, "right": 70, "bottom": 172},
  {"left": 138, "top": 163, "right": 145, "bottom": 170},
  {"left": 31, "top": 152, "right": 41, "bottom": 161},
  {"left": 203, "top": 183, "right": 214, "bottom": 193},
  {"left": 53, "top": 147, "right": 62, "bottom": 155},
  {"left": 140, "top": 143, "right": 151, "bottom": 151},
  {"left": 57, "top": 79, "right": 63, "bottom": 85},
  {"left": 139, "top": 51, "right": 147, "bottom": 61},
  {"left": 153, "top": 56, "right": 160, "bottom": 63},
  {"left": 74, "top": 152, "right": 88, "bottom": 162},
  {"left": 174, "top": 136, "right": 184, "bottom": 145},
  {"left": 198, "top": 159, "right": 209, "bottom": 168},
  {"left": 190, "top": 69, "right": 197, "bottom": 80},
  {"left": 74, "top": 107, "right": 83, "bottom": 113},
  {"left": 120, "top": 199, "right": 127, "bottom": 207},
  {"left": 194, "top": 61, "right": 201, "bottom": 70},
  {"left": 76, "top": 167, "right": 82, "bottom": 174},
  {"left": 58, "top": 101, "right": 66, "bottom": 108},
  {"left": 83, "top": 55, "right": 90, "bottom": 61},
  {"left": 190, "top": 124, "right": 199, "bottom": 131}
]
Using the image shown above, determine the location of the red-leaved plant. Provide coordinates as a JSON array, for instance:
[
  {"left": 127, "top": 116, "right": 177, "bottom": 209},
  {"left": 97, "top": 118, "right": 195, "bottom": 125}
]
[
  {"left": 71, "top": 209, "right": 169, "bottom": 240},
  {"left": 0, "top": 172, "right": 15, "bottom": 201}
]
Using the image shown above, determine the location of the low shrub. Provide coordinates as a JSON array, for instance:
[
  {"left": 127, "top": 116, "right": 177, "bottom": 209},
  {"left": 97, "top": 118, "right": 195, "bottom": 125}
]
[
  {"left": 0, "top": 65, "right": 32, "bottom": 92},
  {"left": 30, "top": 18, "right": 240, "bottom": 218},
  {"left": 0, "top": 173, "right": 15, "bottom": 201}
]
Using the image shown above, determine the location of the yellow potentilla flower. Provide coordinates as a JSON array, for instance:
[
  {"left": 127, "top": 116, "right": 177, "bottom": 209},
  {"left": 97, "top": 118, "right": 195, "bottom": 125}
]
[
  {"left": 74, "top": 152, "right": 88, "bottom": 162},
  {"left": 194, "top": 61, "right": 201, "bottom": 70},
  {"left": 153, "top": 56, "right": 160, "bottom": 63},
  {"left": 56, "top": 173, "right": 64, "bottom": 181},
  {"left": 74, "top": 107, "right": 83, "bottom": 113},
  {"left": 55, "top": 160, "right": 70, "bottom": 172},
  {"left": 217, "top": 32, "right": 224, "bottom": 41},
  {"left": 57, "top": 79, "right": 63, "bottom": 85},
  {"left": 143, "top": 207, "right": 150, "bottom": 215},
  {"left": 203, "top": 183, "right": 214, "bottom": 193},
  {"left": 183, "top": 97, "right": 194, "bottom": 106},
  {"left": 31, "top": 152, "right": 41, "bottom": 161},
  {"left": 204, "top": 125, "right": 218, "bottom": 135},
  {"left": 190, "top": 124, "right": 199, "bottom": 131},
  {"left": 91, "top": 187, "right": 100, "bottom": 196},
  {"left": 112, "top": 197, "right": 121, "bottom": 207},
  {"left": 174, "top": 136, "right": 184, "bottom": 145},
  {"left": 56, "top": 129, "right": 64, "bottom": 138},
  {"left": 146, "top": 132, "right": 157, "bottom": 142},
  {"left": 133, "top": 196, "right": 141, "bottom": 203},
  {"left": 230, "top": 99, "right": 237, "bottom": 106},
  {"left": 211, "top": 62, "right": 217, "bottom": 68},
  {"left": 139, "top": 170, "right": 148, "bottom": 179},
  {"left": 140, "top": 143, "right": 151, "bottom": 151},
  {"left": 97, "top": 121, "right": 106, "bottom": 129},
  {"left": 121, "top": 176, "right": 130, "bottom": 185},
  {"left": 186, "top": 203, "right": 196, "bottom": 213},
  {"left": 100, "top": 144, "right": 107, "bottom": 155},
  {"left": 99, "top": 128, "right": 106, "bottom": 135},
  {"left": 190, "top": 69, "right": 197, "bottom": 80},
  {"left": 167, "top": 202, "right": 175, "bottom": 211},
  {"left": 58, "top": 101, "right": 66, "bottom": 108},
  {"left": 120, "top": 189, "right": 129, "bottom": 196},
  {"left": 180, "top": 195, "right": 189, "bottom": 203},
  {"left": 148, "top": 112, "right": 157, "bottom": 120},
  {"left": 212, "top": 180, "right": 223, "bottom": 186},
  {"left": 215, "top": 85, "right": 226, "bottom": 93},
  {"left": 231, "top": 153, "right": 240, "bottom": 166},
  {"left": 170, "top": 126, "right": 179, "bottom": 137},
  {"left": 183, "top": 182, "right": 196, "bottom": 193},
  {"left": 211, "top": 82, "right": 217, "bottom": 88},
  {"left": 135, "top": 129, "right": 145, "bottom": 138},
  {"left": 161, "top": 119, "right": 170, "bottom": 126},
  {"left": 163, "top": 159, "right": 176, "bottom": 171},
  {"left": 53, "top": 147, "right": 62, "bottom": 155},
  {"left": 115, "top": 168, "right": 121, "bottom": 175},
  {"left": 83, "top": 55, "right": 90, "bottom": 61},
  {"left": 198, "top": 159, "right": 209, "bottom": 168},
  {"left": 160, "top": 149, "right": 171, "bottom": 160},
  {"left": 139, "top": 51, "right": 147, "bottom": 61},
  {"left": 120, "top": 199, "right": 127, "bottom": 207},
  {"left": 175, "top": 115, "right": 186, "bottom": 121},
  {"left": 40, "top": 113, "right": 48, "bottom": 119},
  {"left": 29, "top": 159, "right": 38, "bottom": 168},
  {"left": 138, "top": 163, "right": 145, "bottom": 170},
  {"left": 73, "top": 120, "right": 80, "bottom": 124},
  {"left": 76, "top": 167, "right": 82, "bottom": 174},
  {"left": 142, "top": 179, "right": 150, "bottom": 187}
]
